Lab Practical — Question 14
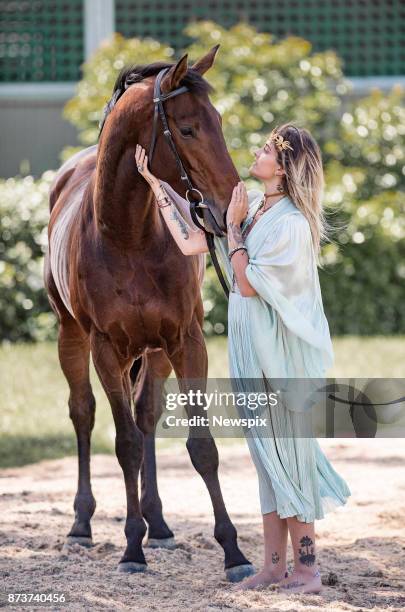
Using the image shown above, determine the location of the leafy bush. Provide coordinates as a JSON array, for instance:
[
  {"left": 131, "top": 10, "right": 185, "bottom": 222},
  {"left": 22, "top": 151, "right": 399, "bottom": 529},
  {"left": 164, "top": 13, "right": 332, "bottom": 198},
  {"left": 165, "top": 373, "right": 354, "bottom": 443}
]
[
  {"left": 0, "top": 173, "right": 57, "bottom": 342},
  {"left": 320, "top": 189, "right": 405, "bottom": 335}
]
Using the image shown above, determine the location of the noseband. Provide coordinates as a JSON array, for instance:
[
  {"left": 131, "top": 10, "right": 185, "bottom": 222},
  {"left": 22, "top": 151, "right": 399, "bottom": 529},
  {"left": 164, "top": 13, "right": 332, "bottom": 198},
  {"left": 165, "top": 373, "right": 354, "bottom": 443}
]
[{"left": 148, "top": 67, "right": 229, "bottom": 298}]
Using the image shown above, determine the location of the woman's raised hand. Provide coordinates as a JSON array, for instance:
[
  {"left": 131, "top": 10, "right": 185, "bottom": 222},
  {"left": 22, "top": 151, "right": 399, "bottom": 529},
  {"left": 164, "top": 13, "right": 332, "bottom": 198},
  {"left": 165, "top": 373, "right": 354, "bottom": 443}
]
[
  {"left": 135, "top": 144, "right": 156, "bottom": 185},
  {"left": 226, "top": 182, "right": 248, "bottom": 226}
]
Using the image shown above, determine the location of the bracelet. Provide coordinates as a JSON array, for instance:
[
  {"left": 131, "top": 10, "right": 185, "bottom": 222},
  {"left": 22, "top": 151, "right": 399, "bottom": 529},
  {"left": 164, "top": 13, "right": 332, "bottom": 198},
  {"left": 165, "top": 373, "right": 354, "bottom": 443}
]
[
  {"left": 156, "top": 196, "right": 172, "bottom": 208},
  {"left": 228, "top": 245, "right": 248, "bottom": 261},
  {"left": 155, "top": 183, "right": 173, "bottom": 208}
]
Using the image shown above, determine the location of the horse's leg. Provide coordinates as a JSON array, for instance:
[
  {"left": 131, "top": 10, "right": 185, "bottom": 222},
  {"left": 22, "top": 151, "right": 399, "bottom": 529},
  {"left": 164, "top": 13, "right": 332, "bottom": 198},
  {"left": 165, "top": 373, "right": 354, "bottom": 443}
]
[
  {"left": 90, "top": 328, "right": 147, "bottom": 573},
  {"left": 132, "top": 351, "right": 175, "bottom": 548},
  {"left": 169, "top": 317, "right": 254, "bottom": 582},
  {"left": 58, "top": 316, "right": 96, "bottom": 547}
]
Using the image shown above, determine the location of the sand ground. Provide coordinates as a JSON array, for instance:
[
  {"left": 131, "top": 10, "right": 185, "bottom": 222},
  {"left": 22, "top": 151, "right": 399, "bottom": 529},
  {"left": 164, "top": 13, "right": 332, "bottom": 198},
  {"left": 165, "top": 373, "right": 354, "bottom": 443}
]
[{"left": 1, "top": 438, "right": 404, "bottom": 611}]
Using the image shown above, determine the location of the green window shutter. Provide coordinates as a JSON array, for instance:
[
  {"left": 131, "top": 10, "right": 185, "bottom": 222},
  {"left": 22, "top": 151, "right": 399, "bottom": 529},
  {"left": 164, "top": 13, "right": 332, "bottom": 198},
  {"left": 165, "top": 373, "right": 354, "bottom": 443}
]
[
  {"left": 115, "top": 0, "right": 404, "bottom": 77},
  {"left": 0, "top": 0, "right": 84, "bottom": 82}
]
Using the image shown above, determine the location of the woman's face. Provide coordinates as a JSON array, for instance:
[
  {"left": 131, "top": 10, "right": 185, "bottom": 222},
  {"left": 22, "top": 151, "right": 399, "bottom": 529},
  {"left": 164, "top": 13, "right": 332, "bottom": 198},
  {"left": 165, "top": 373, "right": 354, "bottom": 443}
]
[{"left": 248, "top": 138, "right": 284, "bottom": 181}]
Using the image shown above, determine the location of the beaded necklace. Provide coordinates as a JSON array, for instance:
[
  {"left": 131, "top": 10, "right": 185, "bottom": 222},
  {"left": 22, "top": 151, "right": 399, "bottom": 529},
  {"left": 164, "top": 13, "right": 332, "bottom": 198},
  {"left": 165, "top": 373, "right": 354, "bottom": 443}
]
[{"left": 242, "top": 191, "right": 286, "bottom": 238}]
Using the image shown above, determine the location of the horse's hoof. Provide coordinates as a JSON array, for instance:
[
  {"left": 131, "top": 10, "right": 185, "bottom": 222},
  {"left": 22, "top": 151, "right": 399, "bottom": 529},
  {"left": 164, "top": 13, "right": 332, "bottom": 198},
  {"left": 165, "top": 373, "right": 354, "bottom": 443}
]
[
  {"left": 117, "top": 562, "right": 148, "bottom": 574},
  {"left": 64, "top": 535, "right": 93, "bottom": 548},
  {"left": 226, "top": 563, "right": 256, "bottom": 583},
  {"left": 145, "top": 536, "right": 176, "bottom": 550}
]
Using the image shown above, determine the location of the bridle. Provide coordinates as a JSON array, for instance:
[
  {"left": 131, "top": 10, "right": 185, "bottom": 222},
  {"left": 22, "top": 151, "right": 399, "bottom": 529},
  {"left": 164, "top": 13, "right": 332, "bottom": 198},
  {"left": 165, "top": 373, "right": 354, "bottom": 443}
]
[{"left": 148, "top": 67, "right": 229, "bottom": 298}]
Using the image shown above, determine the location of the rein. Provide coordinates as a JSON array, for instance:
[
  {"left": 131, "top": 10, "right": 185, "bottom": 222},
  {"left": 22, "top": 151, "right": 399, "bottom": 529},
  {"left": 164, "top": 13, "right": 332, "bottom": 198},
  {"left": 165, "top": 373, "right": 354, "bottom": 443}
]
[{"left": 149, "top": 67, "right": 229, "bottom": 299}]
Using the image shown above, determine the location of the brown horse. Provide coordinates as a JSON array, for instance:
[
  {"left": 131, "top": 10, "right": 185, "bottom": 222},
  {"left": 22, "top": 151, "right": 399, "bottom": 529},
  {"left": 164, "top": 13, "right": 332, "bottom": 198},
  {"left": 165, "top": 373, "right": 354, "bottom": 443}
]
[{"left": 44, "top": 46, "right": 253, "bottom": 580}]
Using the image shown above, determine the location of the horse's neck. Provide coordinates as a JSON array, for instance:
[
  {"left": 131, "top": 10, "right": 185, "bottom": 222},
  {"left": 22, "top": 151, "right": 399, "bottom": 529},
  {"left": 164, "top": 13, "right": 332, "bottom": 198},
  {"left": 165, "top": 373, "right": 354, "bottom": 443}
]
[{"left": 94, "top": 141, "right": 161, "bottom": 248}]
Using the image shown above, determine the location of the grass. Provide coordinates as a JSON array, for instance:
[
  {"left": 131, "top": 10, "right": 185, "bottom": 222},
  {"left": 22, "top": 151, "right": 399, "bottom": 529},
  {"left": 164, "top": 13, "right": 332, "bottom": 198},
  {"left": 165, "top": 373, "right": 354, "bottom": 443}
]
[{"left": 0, "top": 336, "right": 404, "bottom": 467}]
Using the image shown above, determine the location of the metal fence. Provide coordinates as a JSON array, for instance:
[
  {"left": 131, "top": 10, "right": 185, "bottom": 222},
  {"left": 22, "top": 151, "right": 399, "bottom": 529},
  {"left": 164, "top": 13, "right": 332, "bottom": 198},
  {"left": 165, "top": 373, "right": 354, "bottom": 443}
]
[{"left": 0, "top": 0, "right": 403, "bottom": 82}]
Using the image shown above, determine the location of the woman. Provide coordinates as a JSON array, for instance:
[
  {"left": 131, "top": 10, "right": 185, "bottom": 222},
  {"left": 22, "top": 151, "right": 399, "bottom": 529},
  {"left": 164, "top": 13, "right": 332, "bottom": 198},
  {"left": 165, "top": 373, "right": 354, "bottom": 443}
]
[{"left": 134, "top": 123, "right": 351, "bottom": 595}]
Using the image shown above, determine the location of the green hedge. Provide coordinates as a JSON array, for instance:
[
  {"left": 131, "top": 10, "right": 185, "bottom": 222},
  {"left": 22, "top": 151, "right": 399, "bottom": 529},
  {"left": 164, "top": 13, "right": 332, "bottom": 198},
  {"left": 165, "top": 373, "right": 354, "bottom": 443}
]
[
  {"left": 0, "top": 173, "right": 57, "bottom": 342},
  {"left": 320, "top": 190, "right": 405, "bottom": 335}
]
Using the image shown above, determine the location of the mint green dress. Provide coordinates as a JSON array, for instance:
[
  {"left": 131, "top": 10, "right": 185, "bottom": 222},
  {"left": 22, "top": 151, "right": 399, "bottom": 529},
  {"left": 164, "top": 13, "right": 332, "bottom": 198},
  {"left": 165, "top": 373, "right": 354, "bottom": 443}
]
[
  {"left": 159, "top": 180, "right": 351, "bottom": 522},
  {"left": 214, "top": 190, "right": 351, "bottom": 522}
]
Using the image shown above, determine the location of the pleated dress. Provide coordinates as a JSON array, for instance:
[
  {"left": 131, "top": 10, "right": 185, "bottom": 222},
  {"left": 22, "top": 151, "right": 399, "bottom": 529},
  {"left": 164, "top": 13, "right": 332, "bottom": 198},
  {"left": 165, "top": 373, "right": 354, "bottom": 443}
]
[
  {"left": 159, "top": 180, "right": 351, "bottom": 523},
  {"left": 214, "top": 189, "right": 351, "bottom": 522}
]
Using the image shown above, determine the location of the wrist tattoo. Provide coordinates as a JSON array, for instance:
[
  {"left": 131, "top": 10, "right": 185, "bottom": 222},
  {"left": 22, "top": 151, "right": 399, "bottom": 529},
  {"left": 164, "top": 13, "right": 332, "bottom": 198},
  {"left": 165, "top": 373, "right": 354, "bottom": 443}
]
[
  {"left": 169, "top": 206, "right": 189, "bottom": 240},
  {"left": 227, "top": 220, "right": 244, "bottom": 249}
]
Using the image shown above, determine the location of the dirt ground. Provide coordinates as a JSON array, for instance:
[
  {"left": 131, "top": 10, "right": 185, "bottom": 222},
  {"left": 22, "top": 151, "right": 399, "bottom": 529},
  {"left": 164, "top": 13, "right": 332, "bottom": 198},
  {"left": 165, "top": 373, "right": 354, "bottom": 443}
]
[{"left": 1, "top": 438, "right": 405, "bottom": 611}]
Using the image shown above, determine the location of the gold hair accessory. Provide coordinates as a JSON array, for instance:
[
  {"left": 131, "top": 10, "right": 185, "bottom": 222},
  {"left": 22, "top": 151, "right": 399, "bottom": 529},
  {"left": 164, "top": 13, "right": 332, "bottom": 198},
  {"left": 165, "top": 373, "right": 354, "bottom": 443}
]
[{"left": 269, "top": 129, "right": 294, "bottom": 152}]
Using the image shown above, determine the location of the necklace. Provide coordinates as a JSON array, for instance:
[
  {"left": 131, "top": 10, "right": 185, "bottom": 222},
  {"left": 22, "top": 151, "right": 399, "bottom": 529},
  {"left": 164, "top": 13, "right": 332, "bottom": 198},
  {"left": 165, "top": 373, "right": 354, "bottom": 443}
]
[{"left": 242, "top": 190, "right": 286, "bottom": 236}]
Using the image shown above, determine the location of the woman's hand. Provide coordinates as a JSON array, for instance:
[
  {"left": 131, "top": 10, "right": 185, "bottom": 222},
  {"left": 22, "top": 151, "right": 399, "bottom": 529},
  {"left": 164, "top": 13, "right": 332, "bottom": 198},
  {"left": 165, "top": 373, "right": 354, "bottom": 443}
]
[
  {"left": 135, "top": 144, "right": 157, "bottom": 186},
  {"left": 226, "top": 182, "right": 248, "bottom": 226}
]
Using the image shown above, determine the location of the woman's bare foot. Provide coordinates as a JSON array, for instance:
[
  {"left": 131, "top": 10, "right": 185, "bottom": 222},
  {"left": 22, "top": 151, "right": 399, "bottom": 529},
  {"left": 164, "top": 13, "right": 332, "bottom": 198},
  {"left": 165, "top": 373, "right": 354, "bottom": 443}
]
[
  {"left": 234, "top": 568, "right": 288, "bottom": 590},
  {"left": 270, "top": 568, "right": 322, "bottom": 594}
]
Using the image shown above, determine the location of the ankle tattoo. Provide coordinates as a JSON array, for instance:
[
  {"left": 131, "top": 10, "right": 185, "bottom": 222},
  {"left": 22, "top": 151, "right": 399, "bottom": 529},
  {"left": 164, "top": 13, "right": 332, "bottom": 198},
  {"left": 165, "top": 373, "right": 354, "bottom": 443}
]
[
  {"left": 271, "top": 551, "right": 280, "bottom": 564},
  {"left": 298, "top": 535, "right": 316, "bottom": 567}
]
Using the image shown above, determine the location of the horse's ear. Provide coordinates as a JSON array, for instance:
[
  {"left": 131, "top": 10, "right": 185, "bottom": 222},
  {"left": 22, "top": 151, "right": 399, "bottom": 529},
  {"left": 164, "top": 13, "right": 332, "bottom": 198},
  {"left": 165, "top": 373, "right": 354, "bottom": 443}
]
[
  {"left": 161, "top": 53, "right": 189, "bottom": 93},
  {"left": 191, "top": 44, "right": 220, "bottom": 75}
]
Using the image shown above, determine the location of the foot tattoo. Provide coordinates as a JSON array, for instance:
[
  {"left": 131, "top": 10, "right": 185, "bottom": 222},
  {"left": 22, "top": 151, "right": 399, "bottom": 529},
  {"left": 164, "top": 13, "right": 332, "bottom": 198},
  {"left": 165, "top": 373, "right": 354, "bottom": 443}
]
[{"left": 271, "top": 568, "right": 322, "bottom": 594}]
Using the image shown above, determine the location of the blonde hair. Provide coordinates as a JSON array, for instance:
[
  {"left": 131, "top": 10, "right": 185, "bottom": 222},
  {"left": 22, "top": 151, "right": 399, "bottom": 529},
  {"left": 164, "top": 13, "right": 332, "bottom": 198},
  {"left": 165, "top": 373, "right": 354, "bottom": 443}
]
[{"left": 270, "top": 123, "right": 332, "bottom": 266}]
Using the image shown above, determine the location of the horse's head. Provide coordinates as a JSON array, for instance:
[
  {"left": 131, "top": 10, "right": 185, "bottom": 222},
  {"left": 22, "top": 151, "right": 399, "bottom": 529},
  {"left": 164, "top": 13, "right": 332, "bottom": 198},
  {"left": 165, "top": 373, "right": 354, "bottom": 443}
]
[
  {"left": 149, "top": 47, "right": 239, "bottom": 235},
  {"left": 100, "top": 47, "right": 239, "bottom": 236}
]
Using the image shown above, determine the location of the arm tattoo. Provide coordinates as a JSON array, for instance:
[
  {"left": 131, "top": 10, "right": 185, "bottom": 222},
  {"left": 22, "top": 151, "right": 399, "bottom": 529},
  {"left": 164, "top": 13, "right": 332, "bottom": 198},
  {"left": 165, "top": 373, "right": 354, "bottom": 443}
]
[
  {"left": 169, "top": 205, "right": 190, "bottom": 240},
  {"left": 227, "top": 220, "right": 244, "bottom": 250},
  {"left": 298, "top": 535, "right": 316, "bottom": 567}
]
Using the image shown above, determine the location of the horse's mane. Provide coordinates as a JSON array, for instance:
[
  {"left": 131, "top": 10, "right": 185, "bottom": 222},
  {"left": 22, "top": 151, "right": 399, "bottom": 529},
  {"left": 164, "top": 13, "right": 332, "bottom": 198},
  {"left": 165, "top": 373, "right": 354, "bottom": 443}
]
[{"left": 98, "top": 61, "right": 215, "bottom": 137}]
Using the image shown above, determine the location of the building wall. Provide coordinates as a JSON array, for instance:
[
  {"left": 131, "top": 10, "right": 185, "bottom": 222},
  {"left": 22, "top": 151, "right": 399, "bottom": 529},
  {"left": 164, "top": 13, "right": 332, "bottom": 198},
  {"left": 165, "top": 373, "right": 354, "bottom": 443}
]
[{"left": 0, "top": 96, "right": 79, "bottom": 177}]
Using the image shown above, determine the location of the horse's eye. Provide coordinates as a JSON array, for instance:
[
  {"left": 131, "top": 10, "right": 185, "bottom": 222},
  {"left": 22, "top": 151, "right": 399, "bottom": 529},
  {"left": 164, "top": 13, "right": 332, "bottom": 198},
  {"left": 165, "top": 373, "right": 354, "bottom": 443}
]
[{"left": 180, "top": 127, "right": 194, "bottom": 138}]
